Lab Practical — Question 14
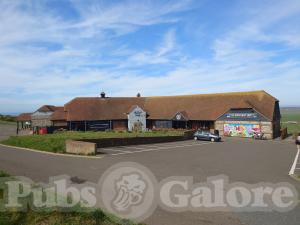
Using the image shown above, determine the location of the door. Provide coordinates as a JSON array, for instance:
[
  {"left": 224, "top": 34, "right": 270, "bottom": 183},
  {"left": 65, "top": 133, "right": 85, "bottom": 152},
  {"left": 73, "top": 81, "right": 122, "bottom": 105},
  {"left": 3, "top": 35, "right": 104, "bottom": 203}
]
[{"left": 172, "top": 120, "right": 187, "bottom": 129}]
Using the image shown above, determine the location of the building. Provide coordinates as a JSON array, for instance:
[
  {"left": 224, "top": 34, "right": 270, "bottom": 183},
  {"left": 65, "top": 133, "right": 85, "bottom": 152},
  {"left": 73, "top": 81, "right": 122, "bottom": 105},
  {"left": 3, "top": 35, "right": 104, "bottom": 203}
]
[
  {"left": 51, "top": 107, "right": 68, "bottom": 129},
  {"left": 17, "top": 90, "right": 281, "bottom": 139},
  {"left": 31, "top": 105, "right": 58, "bottom": 128},
  {"left": 16, "top": 113, "right": 32, "bottom": 130}
]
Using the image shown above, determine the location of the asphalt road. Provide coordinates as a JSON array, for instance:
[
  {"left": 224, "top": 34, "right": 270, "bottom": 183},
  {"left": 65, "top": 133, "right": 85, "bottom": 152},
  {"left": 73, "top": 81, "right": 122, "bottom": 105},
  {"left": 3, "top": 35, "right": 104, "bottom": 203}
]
[
  {"left": 0, "top": 122, "right": 16, "bottom": 141},
  {"left": 0, "top": 138, "right": 299, "bottom": 225}
]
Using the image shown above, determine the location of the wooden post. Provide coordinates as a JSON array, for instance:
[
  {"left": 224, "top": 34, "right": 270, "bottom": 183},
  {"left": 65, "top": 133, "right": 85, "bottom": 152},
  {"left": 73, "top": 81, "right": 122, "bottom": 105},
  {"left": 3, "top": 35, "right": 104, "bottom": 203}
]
[
  {"left": 85, "top": 121, "right": 87, "bottom": 132},
  {"left": 69, "top": 121, "right": 72, "bottom": 131},
  {"left": 17, "top": 121, "right": 19, "bottom": 135}
]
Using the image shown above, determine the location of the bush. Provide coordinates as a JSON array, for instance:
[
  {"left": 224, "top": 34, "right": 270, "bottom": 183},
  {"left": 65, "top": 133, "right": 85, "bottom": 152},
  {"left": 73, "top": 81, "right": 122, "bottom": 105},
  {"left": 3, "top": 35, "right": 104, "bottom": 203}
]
[{"left": 0, "top": 170, "right": 10, "bottom": 177}]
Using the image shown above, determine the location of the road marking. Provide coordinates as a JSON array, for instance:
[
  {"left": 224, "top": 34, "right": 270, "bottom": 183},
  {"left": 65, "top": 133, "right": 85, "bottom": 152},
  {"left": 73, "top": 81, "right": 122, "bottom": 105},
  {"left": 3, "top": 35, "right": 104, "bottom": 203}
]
[
  {"left": 132, "top": 141, "right": 206, "bottom": 150},
  {"left": 116, "top": 142, "right": 195, "bottom": 150},
  {"left": 97, "top": 141, "right": 200, "bottom": 153},
  {"left": 117, "top": 146, "right": 145, "bottom": 150},
  {"left": 99, "top": 148, "right": 132, "bottom": 153},
  {"left": 289, "top": 145, "right": 300, "bottom": 175},
  {"left": 110, "top": 142, "right": 213, "bottom": 156}
]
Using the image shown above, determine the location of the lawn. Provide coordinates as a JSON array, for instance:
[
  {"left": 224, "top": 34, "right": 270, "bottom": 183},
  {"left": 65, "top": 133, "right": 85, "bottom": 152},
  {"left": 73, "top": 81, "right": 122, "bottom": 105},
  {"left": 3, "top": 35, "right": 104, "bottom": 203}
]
[
  {"left": 0, "top": 171, "right": 144, "bottom": 225},
  {"left": 0, "top": 120, "right": 16, "bottom": 125},
  {"left": 280, "top": 108, "right": 300, "bottom": 135},
  {"left": 0, "top": 130, "right": 184, "bottom": 153},
  {"left": 0, "top": 210, "right": 143, "bottom": 225}
]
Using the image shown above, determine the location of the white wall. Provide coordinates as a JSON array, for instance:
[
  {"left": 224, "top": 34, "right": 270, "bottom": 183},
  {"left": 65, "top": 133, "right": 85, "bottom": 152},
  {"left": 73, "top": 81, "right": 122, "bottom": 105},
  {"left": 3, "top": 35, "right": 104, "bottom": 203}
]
[{"left": 128, "top": 106, "right": 146, "bottom": 132}]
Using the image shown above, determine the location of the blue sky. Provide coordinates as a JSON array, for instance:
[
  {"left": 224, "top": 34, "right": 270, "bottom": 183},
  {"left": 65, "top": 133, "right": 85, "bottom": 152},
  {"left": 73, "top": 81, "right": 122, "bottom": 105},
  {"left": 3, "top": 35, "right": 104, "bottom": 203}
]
[{"left": 1, "top": 0, "right": 300, "bottom": 114}]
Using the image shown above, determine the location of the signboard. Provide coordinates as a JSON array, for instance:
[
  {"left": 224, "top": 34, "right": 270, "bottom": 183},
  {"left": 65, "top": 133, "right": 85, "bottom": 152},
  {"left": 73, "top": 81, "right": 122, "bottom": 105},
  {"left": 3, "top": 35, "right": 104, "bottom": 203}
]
[
  {"left": 134, "top": 109, "right": 143, "bottom": 117},
  {"left": 224, "top": 123, "right": 261, "bottom": 138},
  {"left": 225, "top": 112, "right": 258, "bottom": 119},
  {"left": 218, "top": 109, "right": 266, "bottom": 122}
]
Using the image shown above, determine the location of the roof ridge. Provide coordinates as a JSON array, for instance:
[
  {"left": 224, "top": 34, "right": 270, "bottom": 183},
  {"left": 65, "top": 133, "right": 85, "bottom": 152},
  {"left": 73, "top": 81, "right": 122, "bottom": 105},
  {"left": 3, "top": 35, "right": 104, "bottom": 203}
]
[
  {"left": 67, "top": 90, "right": 272, "bottom": 100},
  {"left": 145, "top": 90, "right": 270, "bottom": 98}
]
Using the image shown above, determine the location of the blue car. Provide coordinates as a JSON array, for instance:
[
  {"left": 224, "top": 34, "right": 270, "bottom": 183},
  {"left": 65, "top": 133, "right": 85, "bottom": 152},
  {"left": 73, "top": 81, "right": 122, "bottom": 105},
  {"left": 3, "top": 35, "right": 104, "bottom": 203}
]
[{"left": 194, "top": 130, "right": 221, "bottom": 142}]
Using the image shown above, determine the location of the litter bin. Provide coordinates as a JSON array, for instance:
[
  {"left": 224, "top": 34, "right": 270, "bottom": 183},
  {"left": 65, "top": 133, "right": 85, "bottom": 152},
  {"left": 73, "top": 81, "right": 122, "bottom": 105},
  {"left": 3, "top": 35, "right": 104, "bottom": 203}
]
[{"left": 38, "top": 128, "right": 48, "bottom": 135}]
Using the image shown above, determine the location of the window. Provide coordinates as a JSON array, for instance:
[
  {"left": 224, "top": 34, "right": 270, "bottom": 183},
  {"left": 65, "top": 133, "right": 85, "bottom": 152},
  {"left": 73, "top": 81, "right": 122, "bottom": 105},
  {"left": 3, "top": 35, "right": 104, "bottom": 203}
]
[{"left": 154, "top": 120, "right": 172, "bottom": 128}]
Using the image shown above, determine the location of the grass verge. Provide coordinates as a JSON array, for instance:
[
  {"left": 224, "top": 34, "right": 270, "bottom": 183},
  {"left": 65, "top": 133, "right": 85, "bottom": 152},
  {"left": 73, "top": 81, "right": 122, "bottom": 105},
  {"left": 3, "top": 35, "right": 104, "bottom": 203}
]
[
  {"left": 0, "top": 210, "right": 144, "bottom": 225},
  {"left": 280, "top": 112, "right": 300, "bottom": 135},
  {"left": 0, "top": 130, "right": 184, "bottom": 153},
  {"left": 0, "top": 171, "right": 144, "bottom": 225},
  {"left": 0, "top": 170, "right": 10, "bottom": 177},
  {"left": 0, "top": 120, "right": 16, "bottom": 125}
]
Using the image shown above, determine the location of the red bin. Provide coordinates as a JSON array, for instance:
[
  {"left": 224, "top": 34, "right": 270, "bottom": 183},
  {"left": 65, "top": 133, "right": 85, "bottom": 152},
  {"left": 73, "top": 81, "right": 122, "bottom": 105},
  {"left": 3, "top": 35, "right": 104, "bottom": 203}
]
[{"left": 38, "top": 128, "right": 47, "bottom": 135}]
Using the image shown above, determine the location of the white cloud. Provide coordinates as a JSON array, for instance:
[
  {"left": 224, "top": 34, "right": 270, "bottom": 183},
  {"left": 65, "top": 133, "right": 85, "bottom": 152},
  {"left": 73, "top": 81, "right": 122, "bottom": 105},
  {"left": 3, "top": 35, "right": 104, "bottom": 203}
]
[
  {"left": 126, "top": 29, "right": 178, "bottom": 65},
  {"left": 0, "top": 0, "right": 300, "bottom": 113}
]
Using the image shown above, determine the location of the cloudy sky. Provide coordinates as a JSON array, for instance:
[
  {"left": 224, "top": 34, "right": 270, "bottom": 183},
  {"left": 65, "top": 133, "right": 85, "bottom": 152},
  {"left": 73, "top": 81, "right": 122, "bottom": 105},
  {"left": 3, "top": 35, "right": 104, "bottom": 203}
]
[{"left": 1, "top": 0, "right": 300, "bottom": 114}]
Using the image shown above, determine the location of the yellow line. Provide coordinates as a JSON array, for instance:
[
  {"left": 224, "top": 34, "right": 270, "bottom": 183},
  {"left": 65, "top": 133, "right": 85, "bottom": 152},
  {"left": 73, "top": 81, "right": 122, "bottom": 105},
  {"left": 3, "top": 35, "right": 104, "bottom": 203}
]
[{"left": 0, "top": 144, "right": 104, "bottom": 159}]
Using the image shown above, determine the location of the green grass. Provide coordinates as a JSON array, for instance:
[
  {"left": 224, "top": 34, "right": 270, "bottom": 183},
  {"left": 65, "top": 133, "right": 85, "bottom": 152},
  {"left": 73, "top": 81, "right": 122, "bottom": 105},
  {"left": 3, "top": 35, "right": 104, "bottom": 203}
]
[
  {"left": 280, "top": 111, "right": 300, "bottom": 135},
  {"left": 281, "top": 113, "right": 300, "bottom": 123},
  {"left": 0, "top": 170, "right": 10, "bottom": 177},
  {"left": 0, "top": 171, "right": 144, "bottom": 225},
  {"left": 280, "top": 107, "right": 300, "bottom": 135},
  {"left": 0, "top": 120, "right": 16, "bottom": 125},
  {"left": 0, "top": 209, "right": 144, "bottom": 225},
  {"left": 282, "top": 123, "right": 300, "bottom": 135},
  {"left": 0, "top": 130, "right": 184, "bottom": 153},
  {"left": 0, "top": 114, "right": 16, "bottom": 122}
]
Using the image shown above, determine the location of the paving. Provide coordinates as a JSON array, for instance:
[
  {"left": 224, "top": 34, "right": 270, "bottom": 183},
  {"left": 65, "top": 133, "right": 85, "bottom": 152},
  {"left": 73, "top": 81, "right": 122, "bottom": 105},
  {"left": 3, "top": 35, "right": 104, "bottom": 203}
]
[
  {"left": 0, "top": 123, "right": 17, "bottom": 141},
  {"left": 97, "top": 140, "right": 213, "bottom": 156},
  {"left": 0, "top": 137, "right": 299, "bottom": 225}
]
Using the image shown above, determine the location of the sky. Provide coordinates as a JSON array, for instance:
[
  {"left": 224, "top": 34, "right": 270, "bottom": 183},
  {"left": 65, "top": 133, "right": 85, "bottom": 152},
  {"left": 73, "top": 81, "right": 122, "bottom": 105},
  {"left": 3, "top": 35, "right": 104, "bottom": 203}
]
[{"left": 1, "top": 0, "right": 300, "bottom": 114}]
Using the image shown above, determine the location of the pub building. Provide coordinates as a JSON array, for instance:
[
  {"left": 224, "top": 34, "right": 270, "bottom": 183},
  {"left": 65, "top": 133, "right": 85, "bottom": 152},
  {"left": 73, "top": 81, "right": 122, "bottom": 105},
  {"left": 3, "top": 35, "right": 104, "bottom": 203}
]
[{"left": 17, "top": 90, "right": 281, "bottom": 139}]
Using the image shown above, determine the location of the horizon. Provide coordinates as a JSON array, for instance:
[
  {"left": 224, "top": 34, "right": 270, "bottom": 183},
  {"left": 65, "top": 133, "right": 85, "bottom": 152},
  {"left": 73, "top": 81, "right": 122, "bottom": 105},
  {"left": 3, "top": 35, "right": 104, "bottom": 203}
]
[{"left": 1, "top": 0, "right": 300, "bottom": 114}]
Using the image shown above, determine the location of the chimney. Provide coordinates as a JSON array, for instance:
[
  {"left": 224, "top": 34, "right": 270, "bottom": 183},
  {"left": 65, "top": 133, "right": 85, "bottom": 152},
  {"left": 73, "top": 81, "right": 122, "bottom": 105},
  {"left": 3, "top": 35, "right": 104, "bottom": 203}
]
[
  {"left": 100, "top": 92, "right": 106, "bottom": 98},
  {"left": 137, "top": 93, "right": 141, "bottom": 97}
]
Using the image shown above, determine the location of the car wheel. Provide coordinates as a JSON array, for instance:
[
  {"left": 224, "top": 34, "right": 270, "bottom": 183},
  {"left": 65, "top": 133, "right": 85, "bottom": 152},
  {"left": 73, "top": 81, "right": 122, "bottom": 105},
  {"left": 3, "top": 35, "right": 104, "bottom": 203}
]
[
  {"left": 194, "top": 137, "right": 198, "bottom": 140},
  {"left": 210, "top": 138, "right": 215, "bottom": 142}
]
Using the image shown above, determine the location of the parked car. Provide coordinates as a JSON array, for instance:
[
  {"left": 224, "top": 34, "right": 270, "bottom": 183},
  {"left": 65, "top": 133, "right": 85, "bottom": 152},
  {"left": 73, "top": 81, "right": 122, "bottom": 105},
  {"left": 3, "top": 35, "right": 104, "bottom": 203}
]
[
  {"left": 194, "top": 130, "right": 221, "bottom": 142},
  {"left": 296, "top": 133, "right": 300, "bottom": 145}
]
